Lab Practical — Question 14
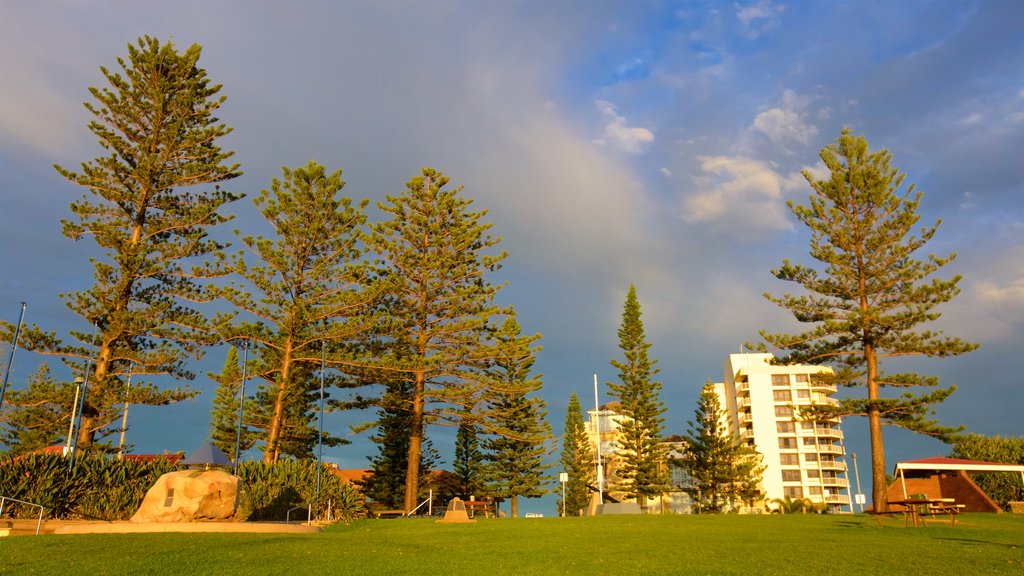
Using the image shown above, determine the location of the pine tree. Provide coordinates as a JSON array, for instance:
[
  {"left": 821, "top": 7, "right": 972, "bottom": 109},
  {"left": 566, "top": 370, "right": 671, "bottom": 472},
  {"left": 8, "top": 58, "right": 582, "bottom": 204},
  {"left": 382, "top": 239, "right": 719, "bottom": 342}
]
[
  {"left": 759, "top": 129, "right": 977, "bottom": 511},
  {"left": 606, "top": 285, "right": 669, "bottom": 507},
  {"left": 0, "top": 37, "right": 242, "bottom": 450},
  {"left": 213, "top": 161, "right": 376, "bottom": 462},
  {"left": 453, "top": 421, "right": 483, "bottom": 499},
  {"left": 368, "top": 168, "right": 507, "bottom": 512},
  {"left": 678, "top": 382, "right": 763, "bottom": 513},
  {"left": 359, "top": 379, "right": 439, "bottom": 509},
  {"left": 479, "top": 314, "right": 552, "bottom": 518},
  {"left": 0, "top": 365, "right": 75, "bottom": 455},
  {"left": 559, "top": 392, "right": 595, "bottom": 516},
  {"left": 208, "top": 346, "right": 256, "bottom": 458}
]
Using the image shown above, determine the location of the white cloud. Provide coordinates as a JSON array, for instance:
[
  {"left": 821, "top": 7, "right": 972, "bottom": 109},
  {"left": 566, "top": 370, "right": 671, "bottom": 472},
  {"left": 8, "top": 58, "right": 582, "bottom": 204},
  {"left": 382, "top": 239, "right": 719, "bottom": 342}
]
[
  {"left": 595, "top": 100, "right": 655, "bottom": 153},
  {"left": 660, "top": 167, "right": 673, "bottom": 177},
  {"left": 752, "top": 89, "right": 819, "bottom": 146},
  {"left": 975, "top": 277, "right": 1024, "bottom": 307},
  {"left": 682, "top": 155, "right": 804, "bottom": 233},
  {"left": 735, "top": 1, "right": 785, "bottom": 37}
]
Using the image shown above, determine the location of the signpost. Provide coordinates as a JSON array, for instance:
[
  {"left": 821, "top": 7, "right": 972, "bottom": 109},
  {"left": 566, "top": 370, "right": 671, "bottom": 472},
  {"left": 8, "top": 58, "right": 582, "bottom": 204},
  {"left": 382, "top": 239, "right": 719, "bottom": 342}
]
[{"left": 559, "top": 472, "right": 568, "bottom": 517}]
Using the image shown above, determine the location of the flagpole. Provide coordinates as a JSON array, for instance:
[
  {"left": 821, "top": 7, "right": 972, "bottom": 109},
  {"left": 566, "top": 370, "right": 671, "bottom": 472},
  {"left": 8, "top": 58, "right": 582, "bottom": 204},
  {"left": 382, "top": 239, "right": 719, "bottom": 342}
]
[{"left": 594, "top": 373, "right": 603, "bottom": 504}]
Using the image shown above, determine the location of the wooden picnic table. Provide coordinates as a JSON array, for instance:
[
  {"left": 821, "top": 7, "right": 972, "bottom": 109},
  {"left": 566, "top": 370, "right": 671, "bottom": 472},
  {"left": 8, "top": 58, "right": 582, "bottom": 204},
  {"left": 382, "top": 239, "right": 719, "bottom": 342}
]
[
  {"left": 889, "top": 498, "right": 964, "bottom": 527},
  {"left": 461, "top": 500, "right": 496, "bottom": 518}
]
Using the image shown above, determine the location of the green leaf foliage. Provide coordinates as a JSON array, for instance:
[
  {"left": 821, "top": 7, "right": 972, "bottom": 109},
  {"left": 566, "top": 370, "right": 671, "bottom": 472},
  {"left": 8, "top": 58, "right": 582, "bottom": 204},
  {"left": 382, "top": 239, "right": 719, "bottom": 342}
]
[
  {"left": 607, "top": 285, "right": 669, "bottom": 505},
  {"left": 208, "top": 345, "right": 258, "bottom": 458},
  {"left": 236, "top": 460, "right": 366, "bottom": 523},
  {"left": 212, "top": 161, "right": 376, "bottom": 462},
  {"left": 558, "top": 392, "right": 595, "bottom": 516},
  {"left": 4, "top": 36, "right": 242, "bottom": 451},
  {"left": 759, "top": 128, "right": 977, "bottom": 510},
  {"left": 950, "top": 434, "right": 1024, "bottom": 510}
]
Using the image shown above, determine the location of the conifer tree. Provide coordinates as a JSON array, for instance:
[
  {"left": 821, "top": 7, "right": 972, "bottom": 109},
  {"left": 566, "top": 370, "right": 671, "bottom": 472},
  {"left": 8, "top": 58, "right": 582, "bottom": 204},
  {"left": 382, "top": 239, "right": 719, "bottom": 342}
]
[
  {"left": 0, "top": 365, "right": 75, "bottom": 455},
  {"left": 213, "top": 161, "right": 376, "bottom": 462},
  {"left": 678, "top": 382, "right": 763, "bottom": 513},
  {"left": 369, "top": 168, "right": 507, "bottom": 512},
  {"left": 208, "top": 346, "right": 256, "bottom": 458},
  {"left": 453, "top": 421, "right": 483, "bottom": 499},
  {"left": 559, "top": 392, "right": 595, "bottom": 516},
  {"left": 479, "top": 314, "right": 552, "bottom": 518},
  {"left": 759, "top": 129, "right": 977, "bottom": 511},
  {"left": 359, "top": 379, "right": 439, "bottom": 509},
  {"left": 607, "top": 285, "right": 669, "bottom": 507},
  {"left": 1, "top": 37, "right": 241, "bottom": 449}
]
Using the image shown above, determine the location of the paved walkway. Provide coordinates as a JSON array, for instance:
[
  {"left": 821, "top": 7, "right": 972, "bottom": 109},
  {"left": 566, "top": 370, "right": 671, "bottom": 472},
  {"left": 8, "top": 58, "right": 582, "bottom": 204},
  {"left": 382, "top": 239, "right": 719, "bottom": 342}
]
[{"left": 3, "top": 518, "right": 321, "bottom": 536}]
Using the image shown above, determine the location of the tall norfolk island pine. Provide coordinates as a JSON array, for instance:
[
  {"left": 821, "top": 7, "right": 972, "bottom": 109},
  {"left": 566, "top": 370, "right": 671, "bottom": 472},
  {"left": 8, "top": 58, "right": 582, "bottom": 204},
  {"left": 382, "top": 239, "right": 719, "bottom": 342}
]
[
  {"left": 214, "top": 161, "right": 375, "bottom": 462},
  {"left": 607, "top": 285, "right": 669, "bottom": 507},
  {"left": 3, "top": 37, "right": 240, "bottom": 449},
  {"left": 760, "top": 129, "right": 976, "bottom": 511},
  {"left": 370, "top": 168, "right": 507, "bottom": 512},
  {"left": 559, "top": 392, "right": 595, "bottom": 516}
]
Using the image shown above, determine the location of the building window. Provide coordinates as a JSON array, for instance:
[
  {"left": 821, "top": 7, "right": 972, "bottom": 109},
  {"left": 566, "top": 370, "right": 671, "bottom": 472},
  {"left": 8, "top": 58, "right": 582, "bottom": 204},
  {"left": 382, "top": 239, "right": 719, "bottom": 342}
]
[
  {"left": 779, "top": 453, "right": 799, "bottom": 465},
  {"left": 773, "top": 390, "right": 792, "bottom": 402},
  {"left": 772, "top": 374, "right": 790, "bottom": 387},
  {"left": 777, "top": 421, "right": 795, "bottom": 433},
  {"left": 804, "top": 453, "right": 818, "bottom": 462},
  {"left": 801, "top": 421, "right": 814, "bottom": 430},
  {"left": 796, "top": 389, "right": 810, "bottom": 400},
  {"left": 775, "top": 406, "right": 794, "bottom": 418},
  {"left": 806, "top": 469, "right": 820, "bottom": 478},
  {"left": 795, "top": 374, "right": 809, "bottom": 384},
  {"left": 779, "top": 437, "right": 797, "bottom": 449},
  {"left": 784, "top": 486, "right": 803, "bottom": 498},
  {"left": 807, "top": 486, "right": 823, "bottom": 496},
  {"left": 781, "top": 470, "right": 801, "bottom": 482},
  {"left": 803, "top": 437, "right": 817, "bottom": 446}
]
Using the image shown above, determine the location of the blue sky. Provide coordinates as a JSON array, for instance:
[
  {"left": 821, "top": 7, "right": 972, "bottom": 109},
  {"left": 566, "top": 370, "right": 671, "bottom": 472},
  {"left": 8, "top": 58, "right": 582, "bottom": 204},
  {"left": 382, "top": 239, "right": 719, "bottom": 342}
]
[{"left": 1, "top": 0, "right": 1022, "bottom": 515}]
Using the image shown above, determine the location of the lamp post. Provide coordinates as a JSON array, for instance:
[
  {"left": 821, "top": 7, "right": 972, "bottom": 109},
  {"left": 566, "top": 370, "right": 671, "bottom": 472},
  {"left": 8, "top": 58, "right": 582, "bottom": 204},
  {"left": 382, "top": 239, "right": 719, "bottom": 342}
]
[
  {"left": 233, "top": 339, "right": 250, "bottom": 475},
  {"left": 852, "top": 452, "right": 864, "bottom": 513},
  {"left": 68, "top": 367, "right": 92, "bottom": 472},
  {"left": 559, "top": 472, "right": 568, "bottom": 517},
  {"left": 0, "top": 302, "right": 27, "bottom": 410},
  {"left": 117, "top": 369, "right": 132, "bottom": 459},
  {"left": 65, "top": 377, "right": 83, "bottom": 457},
  {"left": 315, "top": 341, "right": 326, "bottom": 510}
]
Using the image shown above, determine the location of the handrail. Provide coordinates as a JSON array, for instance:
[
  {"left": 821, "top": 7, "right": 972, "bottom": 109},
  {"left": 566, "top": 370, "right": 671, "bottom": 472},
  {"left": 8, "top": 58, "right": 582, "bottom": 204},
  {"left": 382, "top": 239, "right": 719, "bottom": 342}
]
[
  {"left": 286, "top": 504, "right": 311, "bottom": 525},
  {"left": 0, "top": 496, "right": 46, "bottom": 535},
  {"left": 406, "top": 489, "right": 433, "bottom": 516}
]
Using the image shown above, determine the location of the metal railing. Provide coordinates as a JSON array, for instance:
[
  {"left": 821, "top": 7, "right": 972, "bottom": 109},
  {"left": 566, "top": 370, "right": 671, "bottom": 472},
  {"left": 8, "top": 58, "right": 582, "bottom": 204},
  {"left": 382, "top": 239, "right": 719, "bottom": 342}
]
[
  {"left": 0, "top": 496, "right": 45, "bottom": 535},
  {"left": 286, "top": 504, "right": 311, "bottom": 524},
  {"left": 406, "top": 489, "right": 433, "bottom": 516}
]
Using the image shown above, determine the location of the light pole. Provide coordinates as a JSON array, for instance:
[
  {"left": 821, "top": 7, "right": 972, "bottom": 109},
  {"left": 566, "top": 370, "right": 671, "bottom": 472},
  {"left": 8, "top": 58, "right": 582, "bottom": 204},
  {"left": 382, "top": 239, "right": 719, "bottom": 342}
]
[
  {"left": 68, "top": 366, "right": 92, "bottom": 472},
  {"left": 852, "top": 452, "right": 864, "bottom": 513},
  {"left": 0, "top": 302, "right": 27, "bottom": 410},
  {"left": 559, "top": 472, "right": 568, "bottom": 517},
  {"left": 233, "top": 339, "right": 250, "bottom": 475},
  {"left": 117, "top": 368, "right": 132, "bottom": 459},
  {"left": 65, "top": 377, "right": 83, "bottom": 457},
  {"left": 315, "top": 341, "right": 326, "bottom": 511}
]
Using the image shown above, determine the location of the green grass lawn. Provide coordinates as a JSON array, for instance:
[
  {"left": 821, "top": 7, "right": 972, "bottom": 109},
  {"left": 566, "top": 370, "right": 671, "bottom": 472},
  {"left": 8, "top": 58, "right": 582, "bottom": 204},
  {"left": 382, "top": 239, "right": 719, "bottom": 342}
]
[{"left": 2, "top": 514, "right": 1022, "bottom": 575}]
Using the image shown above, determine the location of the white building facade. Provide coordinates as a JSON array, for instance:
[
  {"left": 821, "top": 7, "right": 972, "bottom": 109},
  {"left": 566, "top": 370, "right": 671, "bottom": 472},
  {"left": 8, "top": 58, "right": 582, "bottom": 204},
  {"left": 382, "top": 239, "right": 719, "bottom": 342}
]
[{"left": 719, "top": 353, "right": 852, "bottom": 513}]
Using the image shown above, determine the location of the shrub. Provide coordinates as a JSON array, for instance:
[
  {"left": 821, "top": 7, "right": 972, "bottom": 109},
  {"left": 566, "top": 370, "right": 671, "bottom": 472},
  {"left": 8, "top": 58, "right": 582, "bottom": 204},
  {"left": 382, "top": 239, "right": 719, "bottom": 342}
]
[{"left": 236, "top": 460, "right": 365, "bottom": 523}]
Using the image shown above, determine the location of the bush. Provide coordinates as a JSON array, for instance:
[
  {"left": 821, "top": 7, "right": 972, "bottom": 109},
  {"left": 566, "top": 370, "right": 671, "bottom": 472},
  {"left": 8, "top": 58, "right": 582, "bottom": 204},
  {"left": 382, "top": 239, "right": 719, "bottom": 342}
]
[
  {"left": 236, "top": 460, "right": 365, "bottom": 523},
  {"left": 0, "top": 453, "right": 175, "bottom": 519}
]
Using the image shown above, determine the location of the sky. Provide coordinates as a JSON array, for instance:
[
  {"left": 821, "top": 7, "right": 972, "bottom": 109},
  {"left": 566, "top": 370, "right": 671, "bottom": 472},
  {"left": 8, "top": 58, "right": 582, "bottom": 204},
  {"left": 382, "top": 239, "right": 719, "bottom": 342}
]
[{"left": 1, "top": 0, "right": 1022, "bottom": 516}]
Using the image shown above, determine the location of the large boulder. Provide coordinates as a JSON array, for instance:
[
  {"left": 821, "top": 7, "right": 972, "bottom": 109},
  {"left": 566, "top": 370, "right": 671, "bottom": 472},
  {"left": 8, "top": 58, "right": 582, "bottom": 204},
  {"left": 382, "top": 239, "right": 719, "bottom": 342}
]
[{"left": 131, "top": 469, "right": 241, "bottom": 523}]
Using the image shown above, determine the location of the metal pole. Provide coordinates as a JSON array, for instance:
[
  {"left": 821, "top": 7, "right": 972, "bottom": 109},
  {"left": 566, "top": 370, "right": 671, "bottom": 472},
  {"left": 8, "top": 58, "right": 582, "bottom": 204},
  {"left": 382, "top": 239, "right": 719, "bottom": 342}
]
[
  {"left": 316, "top": 341, "right": 326, "bottom": 508},
  {"left": 68, "top": 360, "right": 93, "bottom": 472},
  {"left": 233, "top": 340, "right": 250, "bottom": 475},
  {"left": 852, "top": 451, "right": 864, "bottom": 513},
  {"left": 65, "top": 378, "right": 82, "bottom": 456},
  {"left": 593, "top": 374, "right": 603, "bottom": 504},
  {"left": 0, "top": 302, "right": 27, "bottom": 410},
  {"left": 117, "top": 369, "right": 133, "bottom": 459}
]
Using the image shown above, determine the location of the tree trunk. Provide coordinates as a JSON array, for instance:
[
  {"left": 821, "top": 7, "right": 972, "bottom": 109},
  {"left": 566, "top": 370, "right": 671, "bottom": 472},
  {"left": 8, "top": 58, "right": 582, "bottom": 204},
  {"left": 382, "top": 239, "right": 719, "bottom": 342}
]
[
  {"left": 865, "top": 344, "right": 888, "bottom": 512},
  {"left": 404, "top": 370, "right": 425, "bottom": 513},
  {"left": 264, "top": 338, "right": 294, "bottom": 463},
  {"left": 510, "top": 495, "right": 518, "bottom": 518}
]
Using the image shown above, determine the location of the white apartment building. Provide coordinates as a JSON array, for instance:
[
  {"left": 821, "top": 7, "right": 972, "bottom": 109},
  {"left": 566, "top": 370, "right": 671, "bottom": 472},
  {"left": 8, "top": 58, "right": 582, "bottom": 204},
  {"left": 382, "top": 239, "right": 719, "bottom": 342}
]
[
  {"left": 719, "top": 353, "right": 852, "bottom": 513},
  {"left": 585, "top": 402, "right": 693, "bottom": 513}
]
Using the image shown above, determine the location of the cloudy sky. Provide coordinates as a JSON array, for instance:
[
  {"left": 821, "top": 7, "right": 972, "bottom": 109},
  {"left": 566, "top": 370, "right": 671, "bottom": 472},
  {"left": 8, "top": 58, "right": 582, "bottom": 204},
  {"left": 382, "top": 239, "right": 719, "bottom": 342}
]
[{"left": 1, "top": 1, "right": 1022, "bottom": 513}]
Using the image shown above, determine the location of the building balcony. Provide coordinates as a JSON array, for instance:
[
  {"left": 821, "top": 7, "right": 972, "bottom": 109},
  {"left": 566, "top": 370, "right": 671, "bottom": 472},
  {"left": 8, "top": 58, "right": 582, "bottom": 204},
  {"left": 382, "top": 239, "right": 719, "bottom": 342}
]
[
  {"left": 738, "top": 413, "right": 753, "bottom": 424},
  {"left": 813, "top": 427, "right": 844, "bottom": 439},
  {"left": 736, "top": 382, "right": 749, "bottom": 395},
  {"left": 811, "top": 381, "right": 837, "bottom": 394},
  {"left": 817, "top": 444, "right": 845, "bottom": 455},
  {"left": 821, "top": 477, "right": 850, "bottom": 487},
  {"left": 741, "top": 428, "right": 755, "bottom": 439},
  {"left": 825, "top": 494, "right": 850, "bottom": 504},
  {"left": 819, "top": 461, "right": 847, "bottom": 472}
]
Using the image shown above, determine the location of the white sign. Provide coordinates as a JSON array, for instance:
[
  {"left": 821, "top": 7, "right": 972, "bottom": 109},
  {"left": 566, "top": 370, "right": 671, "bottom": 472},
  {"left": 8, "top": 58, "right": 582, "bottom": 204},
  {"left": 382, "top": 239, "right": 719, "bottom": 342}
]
[
  {"left": 855, "top": 494, "right": 866, "bottom": 504},
  {"left": 559, "top": 472, "right": 568, "bottom": 483}
]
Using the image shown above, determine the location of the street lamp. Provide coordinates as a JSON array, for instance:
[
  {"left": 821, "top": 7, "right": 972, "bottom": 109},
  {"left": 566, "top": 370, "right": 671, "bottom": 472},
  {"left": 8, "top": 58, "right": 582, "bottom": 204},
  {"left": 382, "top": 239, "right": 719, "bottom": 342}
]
[
  {"left": 233, "top": 339, "right": 250, "bottom": 475},
  {"left": 65, "top": 377, "right": 84, "bottom": 457}
]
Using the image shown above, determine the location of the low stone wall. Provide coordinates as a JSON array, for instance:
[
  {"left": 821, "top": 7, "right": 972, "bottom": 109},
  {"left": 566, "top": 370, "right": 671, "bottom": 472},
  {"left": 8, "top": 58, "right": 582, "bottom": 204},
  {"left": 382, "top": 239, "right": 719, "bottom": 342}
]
[{"left": 1009, "top": 501, "right": 1024, "bottom": 514}]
